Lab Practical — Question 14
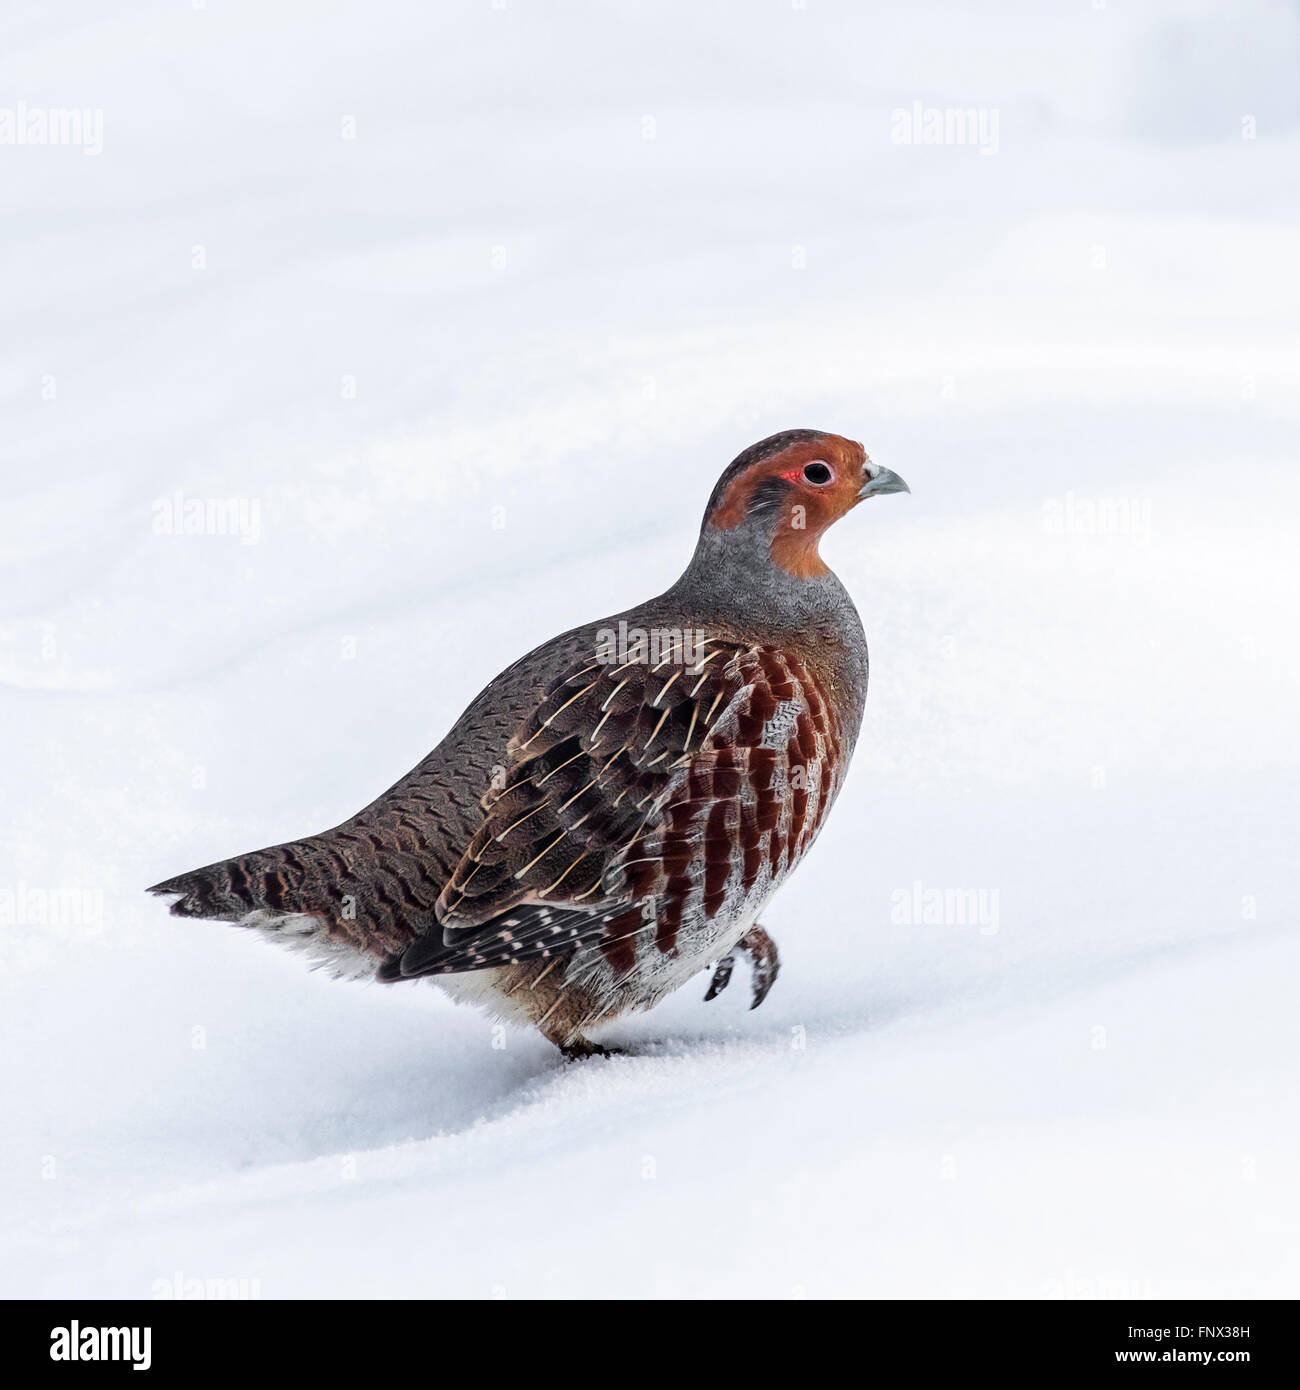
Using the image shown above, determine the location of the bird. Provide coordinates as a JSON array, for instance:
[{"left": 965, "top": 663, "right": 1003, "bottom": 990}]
[{"left": 149, "top": 429, "right": 909, "bottom": 1058}]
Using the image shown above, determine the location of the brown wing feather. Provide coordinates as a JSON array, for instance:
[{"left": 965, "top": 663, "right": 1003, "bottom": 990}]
[{"left": 393, "top": 639, "right": 843, "bottom": 981}]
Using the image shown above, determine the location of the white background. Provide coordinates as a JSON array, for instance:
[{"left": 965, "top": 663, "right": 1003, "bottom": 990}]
[{"left": 2, "top": 0, "right": 1297, "bottom": 1298}]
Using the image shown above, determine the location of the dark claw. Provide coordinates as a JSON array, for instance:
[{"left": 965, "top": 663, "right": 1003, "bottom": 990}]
[
  {"left": 704, "top": 926, "right": 780, "bottom": 1009},
  {"left": 739, "top": 924, "right": 780, "bottom": 1010},
  {"left": 704, "top": 953, "right": 735, "bottom": 1001}
]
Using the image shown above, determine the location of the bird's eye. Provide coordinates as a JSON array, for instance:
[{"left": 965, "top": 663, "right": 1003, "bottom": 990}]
[{"left": 802, "top": 462, "right": 833, "bottom": 486}]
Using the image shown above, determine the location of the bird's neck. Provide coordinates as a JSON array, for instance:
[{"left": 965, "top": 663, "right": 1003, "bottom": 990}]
[{"left": 669, "top": 522, "right": 851, "bottom": 630}]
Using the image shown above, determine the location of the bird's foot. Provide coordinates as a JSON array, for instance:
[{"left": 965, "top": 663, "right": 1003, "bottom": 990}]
[
  {"left": 703, "top": 953, "right": 734, "bottom": 1001},
  {"left": 559, "top": 1038, "right": 622, "bottom": 1062},
  {"left": 704, "top": 924, "right": 780, "bottom": 1010}
]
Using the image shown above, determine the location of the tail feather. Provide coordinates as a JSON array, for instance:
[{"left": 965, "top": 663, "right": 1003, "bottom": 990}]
[
  {"left": 148, "top": 843, "right": 315, "bottom": 923},
  {"left": 148, "top": 832, "right": 425, "bottom": 976}
]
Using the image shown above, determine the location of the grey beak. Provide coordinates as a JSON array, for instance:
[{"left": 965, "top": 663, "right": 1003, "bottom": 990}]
[{"left": 857, "top": 466, "right": 910, "bottom": 500}]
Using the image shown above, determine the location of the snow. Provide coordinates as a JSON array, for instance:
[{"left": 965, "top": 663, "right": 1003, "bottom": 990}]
[{"left": 3, "top": 0, "right": 1298, "bottom": 1298}]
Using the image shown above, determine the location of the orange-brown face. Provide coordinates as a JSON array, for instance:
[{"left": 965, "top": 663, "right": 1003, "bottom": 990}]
[{"left": 707, "top": 432, "right": 889, "bottom": 579}]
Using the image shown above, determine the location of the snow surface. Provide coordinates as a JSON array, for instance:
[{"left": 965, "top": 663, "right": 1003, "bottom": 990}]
[{"left": 3, "top": 0, "right": 1298, "bottom": 1299}]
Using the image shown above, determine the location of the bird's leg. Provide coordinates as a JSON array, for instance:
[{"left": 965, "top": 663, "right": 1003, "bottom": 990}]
[
  {"left": 559, "top": 1038, "right": 619, "bottom": 1061},
  {"left": 703, "top": 952, "right": 735, "bottom": 1001},
  {"left": 739, "top": 924, "right": 781, "bottom": 1009},
  {"left": 539, "top": 1017, "right": 621, "bottom": 1060},
  {"left": 704, "top": 924, "right": 780, "bottom": 1010},
  {"left": 537, "top": 986, "right": 624, "bottom": 1059}
]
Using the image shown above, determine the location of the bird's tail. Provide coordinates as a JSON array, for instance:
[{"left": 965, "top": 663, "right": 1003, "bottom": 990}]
[
  {"left": 149, "top": 811, "right": 436, "bottom": 978},
  {"left": 148, "top": 832, "right": 422, "bottom": 978},
  {"left": 148, "top": 840, "right": 324, "bottom": 923}
]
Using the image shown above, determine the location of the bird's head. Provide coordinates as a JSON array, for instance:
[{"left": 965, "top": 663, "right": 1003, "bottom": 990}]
[{"left": 701, "top": 429, "right": 909, "bottom": 580}]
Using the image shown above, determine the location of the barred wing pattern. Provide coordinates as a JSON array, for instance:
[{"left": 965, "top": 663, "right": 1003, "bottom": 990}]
[{"left": 393, "top": 638, "right": 845, "bottom": 984}]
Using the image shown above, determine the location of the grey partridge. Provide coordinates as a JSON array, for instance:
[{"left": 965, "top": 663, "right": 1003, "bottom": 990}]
[{"left": 150, "top": 430, "right": 909, "bottom": 1057}]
